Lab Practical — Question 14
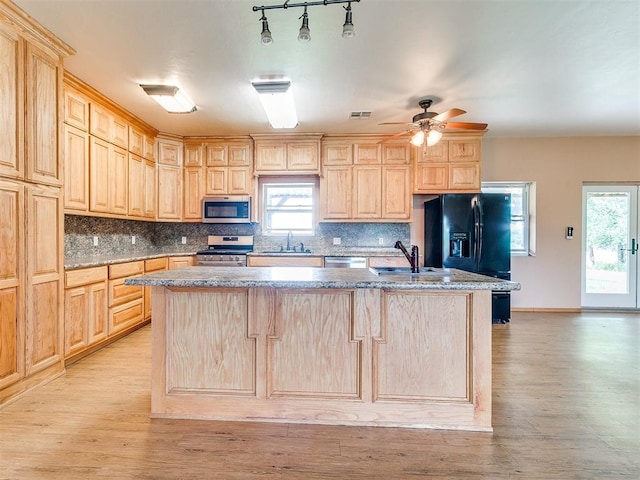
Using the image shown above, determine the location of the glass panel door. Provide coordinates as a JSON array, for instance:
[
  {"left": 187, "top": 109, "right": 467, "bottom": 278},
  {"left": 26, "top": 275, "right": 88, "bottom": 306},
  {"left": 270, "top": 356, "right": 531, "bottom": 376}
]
[{"left": 581, "top": 185, "right": 639, "bottom": 309}]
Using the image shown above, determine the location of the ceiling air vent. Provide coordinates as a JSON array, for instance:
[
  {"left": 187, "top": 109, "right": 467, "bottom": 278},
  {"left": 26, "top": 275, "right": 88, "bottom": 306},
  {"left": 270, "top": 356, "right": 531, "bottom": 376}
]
[{"left": 349, "top": 111, "right": 372, "bottom": 119}]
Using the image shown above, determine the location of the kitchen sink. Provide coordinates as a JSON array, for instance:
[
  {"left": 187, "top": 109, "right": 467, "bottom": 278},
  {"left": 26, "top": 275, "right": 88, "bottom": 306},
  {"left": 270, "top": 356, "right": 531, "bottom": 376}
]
[{"left": 368, "top": 267, "right": 450, "bottom": 277}]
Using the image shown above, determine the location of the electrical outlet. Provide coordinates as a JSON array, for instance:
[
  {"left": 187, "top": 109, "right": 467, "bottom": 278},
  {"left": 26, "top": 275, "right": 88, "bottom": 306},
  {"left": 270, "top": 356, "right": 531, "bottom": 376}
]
[
  {"left": 333, "top": 237, "right": 341, "bottom": 245},
  {"left": 131, "top": 236, "right": 136, "bottom": 245},
  {"left": 378, "top": 237, "right": 384, "bottom": 245},
  {"left": 181, "top": 236, "right": 187, "bottom": 245},
  {"left": 93, "top": 236, "right": 99, "bottom": 247}
]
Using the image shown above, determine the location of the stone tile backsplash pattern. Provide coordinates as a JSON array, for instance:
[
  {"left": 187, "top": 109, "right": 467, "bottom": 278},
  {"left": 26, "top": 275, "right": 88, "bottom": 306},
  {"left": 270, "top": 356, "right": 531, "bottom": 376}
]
[{"left": 65, "top": 215, "right": 410, "bottom": 258}]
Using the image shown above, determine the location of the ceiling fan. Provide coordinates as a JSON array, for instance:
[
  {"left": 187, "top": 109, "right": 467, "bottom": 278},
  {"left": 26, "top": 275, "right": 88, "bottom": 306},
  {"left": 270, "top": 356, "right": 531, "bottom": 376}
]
[{"left": 379, "top": 99, "right": 487, "bottom": 147}]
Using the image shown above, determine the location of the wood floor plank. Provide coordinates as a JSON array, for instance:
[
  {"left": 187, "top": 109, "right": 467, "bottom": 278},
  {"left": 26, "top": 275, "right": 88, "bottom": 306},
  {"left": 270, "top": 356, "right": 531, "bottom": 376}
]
[{"left": 0, "top": 311, "right": 638, "bottom": 479}]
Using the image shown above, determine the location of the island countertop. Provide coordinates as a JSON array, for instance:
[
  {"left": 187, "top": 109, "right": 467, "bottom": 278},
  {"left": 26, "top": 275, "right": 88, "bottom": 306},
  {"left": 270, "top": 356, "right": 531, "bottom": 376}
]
[{"left": 126, "top": 266, "right": 520, "bottom": 291}]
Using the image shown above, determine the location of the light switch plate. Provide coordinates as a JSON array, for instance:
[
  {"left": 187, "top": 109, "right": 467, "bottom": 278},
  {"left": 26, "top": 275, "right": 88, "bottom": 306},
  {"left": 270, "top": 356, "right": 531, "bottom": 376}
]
[{"left": 333, "top": 237, "right": 341, "bottom": 245}]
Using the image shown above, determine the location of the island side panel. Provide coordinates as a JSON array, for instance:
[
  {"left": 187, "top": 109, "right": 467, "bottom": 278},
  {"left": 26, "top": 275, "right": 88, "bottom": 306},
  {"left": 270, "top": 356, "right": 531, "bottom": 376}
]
[
  {"left": 472, "top": 289, "right": 492, "bottom": 428},
  {"left": 374, "top": 291, "right": 471, "bottom": 401}
]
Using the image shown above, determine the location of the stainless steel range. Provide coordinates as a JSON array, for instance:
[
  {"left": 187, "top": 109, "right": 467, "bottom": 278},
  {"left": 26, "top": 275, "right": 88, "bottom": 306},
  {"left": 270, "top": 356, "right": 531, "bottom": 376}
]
[{"left": 196, "top": 235, "right": 253, "bottom": 267}]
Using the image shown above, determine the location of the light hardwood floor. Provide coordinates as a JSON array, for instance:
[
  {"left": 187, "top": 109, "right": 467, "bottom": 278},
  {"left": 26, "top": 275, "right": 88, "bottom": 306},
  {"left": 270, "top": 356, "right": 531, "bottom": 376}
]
[{"left": 1, "top": 311, "right": 638, "bottom": 479}]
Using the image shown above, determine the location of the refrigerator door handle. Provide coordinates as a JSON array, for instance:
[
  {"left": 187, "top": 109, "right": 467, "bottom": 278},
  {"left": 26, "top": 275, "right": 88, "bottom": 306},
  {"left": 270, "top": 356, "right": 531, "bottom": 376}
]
[{"left": 476, "top": 199, "right": 484, "bottom": 270}]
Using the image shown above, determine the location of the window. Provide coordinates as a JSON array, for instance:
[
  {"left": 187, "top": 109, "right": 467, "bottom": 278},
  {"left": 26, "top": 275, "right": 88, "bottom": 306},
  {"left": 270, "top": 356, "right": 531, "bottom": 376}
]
[
  {"left": 482, "top": 182, "right": 536, "bottom": 256},
  {"left": 261, "top": 180, "right": 316, "bottom": 236}
]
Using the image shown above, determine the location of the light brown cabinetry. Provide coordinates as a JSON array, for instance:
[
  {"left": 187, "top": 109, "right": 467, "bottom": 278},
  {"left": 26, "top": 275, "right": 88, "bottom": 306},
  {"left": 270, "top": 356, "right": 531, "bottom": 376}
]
[
  {"left": 143, "top": 257, "right": 168, "bottom": 320},
  {"left": 0, "top": 3, "right": 71, "bottom": 405},
  {"left": 252, "top": 134, "right": 321, "bottom": 175},
  {"left": 414, "top": 136, "right": 482, "bottom": 193},
  {"left": 108, "top": 261, "right": 144, "bottom": 336},
  {"left": 63, "top": 123, "right": 89, "bottom": 212},
  {"left": 64, "top": 266, "right": 108, "bottom": 358},
  {"left": 321, "top": 139, "right": 411, "bottom": 222},
  {"left": 247, "top": 256, "right": 324, "bottom": 267},
  {"left": 63, "top": 73, "right": 159, "bottom": 219},
  {"left": 183, "top": 166, "right": 203, "bottom": 220},
  {"left": 157, "top": 138, "right": 183, "bottom": 221},
  {"left": 203, "top": 140, "right": 253, "bottom": 195}
]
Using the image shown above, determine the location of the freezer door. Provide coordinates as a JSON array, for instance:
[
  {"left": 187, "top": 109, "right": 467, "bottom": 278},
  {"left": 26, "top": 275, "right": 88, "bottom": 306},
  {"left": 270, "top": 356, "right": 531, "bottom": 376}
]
[
  {"left": 441, "top": 194, "right": 478, "bottom": 272},
  {"left": 477, "top": 194, "right": 511, "bottom": 274}
]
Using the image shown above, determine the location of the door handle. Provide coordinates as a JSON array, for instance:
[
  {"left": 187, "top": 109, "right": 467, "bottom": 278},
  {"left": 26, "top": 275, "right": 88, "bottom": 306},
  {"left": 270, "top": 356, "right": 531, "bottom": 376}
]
[{"left": 621, "top": 239, "right": 638, "bottom": 254}]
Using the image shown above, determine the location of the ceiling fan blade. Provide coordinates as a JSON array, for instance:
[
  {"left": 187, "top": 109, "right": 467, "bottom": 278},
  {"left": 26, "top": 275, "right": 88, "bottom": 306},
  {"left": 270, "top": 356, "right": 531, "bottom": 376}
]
[
  {"left": 432, "top": 108, "right": 466, "bottom": 122},
  {"left": 443, "top": 121, "right": 488, "bottom": 130},
  {"left": 378, "top": 129, "right": 413, "bottom": 144}
]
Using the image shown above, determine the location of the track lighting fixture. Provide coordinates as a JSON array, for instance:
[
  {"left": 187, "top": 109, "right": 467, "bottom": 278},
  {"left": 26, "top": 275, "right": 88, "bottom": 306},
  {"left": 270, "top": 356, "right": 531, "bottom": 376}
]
[
  {"left": 252, "top": 0, "right": 360, "bottom": 44},
  {"left": 298, "top": 6, "right": 310, "bottom": 43},
  {"left": 259, "top": 9, "right": 273, "bottom": 45}
]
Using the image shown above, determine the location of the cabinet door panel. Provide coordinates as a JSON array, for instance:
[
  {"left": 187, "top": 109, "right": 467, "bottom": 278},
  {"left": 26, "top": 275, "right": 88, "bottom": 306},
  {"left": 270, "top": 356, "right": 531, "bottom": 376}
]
[
  {"left": 89, "top": 103, "right": 112, "bottom": 141},
  {"left": 414, "top": 164, "right": 447, "bottom": 192},
  {"left": 89, "top": 137, "right": 110, "bottom": 213},
  {"left": 321, "top": 166, "right": 351, "bottom": 219},
  {"left": 128, "top": 126, "right": 144, "bottom": 156},
  {"left": 110, "top": 146, "right": 128, "bottom": 215},
  {"left": 255, "top": 144, "right": 286, "bottom": 171},
  {"left": 0, "top": 181, "right": 23, "bottom": 388},
  {"left": 63, "top": 124, "right": 88, "bottom": 211},
  {"left": 128, "top": 154, "right": 144, "bottom": 217},
  {"left": 112, "top": 116, "right": 128, "bottom": 149},
  {"left": 184, "top": 144, "right": 203, "bottom": 166},
  {"left": 64, "top": 286, "right": 88, "bottom": 357},
  {"left": 206, "top": 145, "right": 227, "bottom": 166},
  {"left": 157, "top": 165, "right": 182, "bottom": 219},
  {"left": 420, "top": 142, "right": 449, "bottom": 163},
  {"left": 0, "top": 28, "right": 22, "bottom": 178},
  {"left": 89, "top": 282, "right": 108, "bottom": 343},
  {"left": 354, "top": 144, "right": 381, "bottom": 165},
  {"left": 63, "top": 89, "right": 88, "bottom": 130},
  {"left": 228, "top": 167, "right": 251, "bottom": 194},
  {"left": 322, "top": 144, "right": 352, "bottom": 166},
  {"left": 205, "top": 167, "right": 226, "bottom": 195},
  {"left": 449, "top": 139, "right": 480, "bottom": 162},
  {"left": 382, "top": 166, "right": 411, "bottom": 219},
  {"left": 382, "top": 144, "right": 410, "bottom": 165},
  {"left": 108, "top": 298, "right": 143, "bottom": 335},
  {"left": 184, "top": 167, "right": 203, "bottom": 219},
  {"left": 449, "top": 163, "right": 480, "bottom": 190},
  {"left": 353, "top": 166, "right": 381, "bottom": 218},
  {"left": 143, "top": 159, "right": 156, "bottom": 219},
  {"left": 228, "top": 144, "right": 251, "bottom": 166},
  {"left": 287, "top": 143, "right": 318, "bottom": 171},
  {"left": 25, "top": 43, "right": 60, "bottom": 185}
]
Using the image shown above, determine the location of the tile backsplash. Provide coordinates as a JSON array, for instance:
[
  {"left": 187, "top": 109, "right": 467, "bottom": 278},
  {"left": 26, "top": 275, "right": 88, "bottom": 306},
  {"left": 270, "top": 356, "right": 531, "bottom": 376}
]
[{"left": 64, "top": 215, "right": 411, "bottom": 258}]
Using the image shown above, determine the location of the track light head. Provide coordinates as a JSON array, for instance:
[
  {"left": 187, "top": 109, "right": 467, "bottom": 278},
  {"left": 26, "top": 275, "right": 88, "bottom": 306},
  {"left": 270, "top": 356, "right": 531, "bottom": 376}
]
[
  {"left": 342, "top": 2, "right": 355, "bottom": 38},
  {"left": 298, "top": 7, "right": 310, "bottom": 43},
  {"left": 260, "top": 10, "right": 273, "bottom": 45}
]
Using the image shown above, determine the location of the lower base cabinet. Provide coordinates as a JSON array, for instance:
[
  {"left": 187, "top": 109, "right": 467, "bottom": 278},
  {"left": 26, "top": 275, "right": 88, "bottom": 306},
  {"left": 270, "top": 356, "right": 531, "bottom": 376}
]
[{"left": 63, "top": 260, "right": 149, "bottom": 363}]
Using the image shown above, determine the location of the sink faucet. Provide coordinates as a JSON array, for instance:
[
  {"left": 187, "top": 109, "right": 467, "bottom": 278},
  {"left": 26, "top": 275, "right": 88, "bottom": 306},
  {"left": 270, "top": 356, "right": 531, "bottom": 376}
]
[
  {"left": 286, "top": 231, "right": 293, "bottom": 251},
  {"left": 394, "top": 240, "right": 420, "bottom": 273}
]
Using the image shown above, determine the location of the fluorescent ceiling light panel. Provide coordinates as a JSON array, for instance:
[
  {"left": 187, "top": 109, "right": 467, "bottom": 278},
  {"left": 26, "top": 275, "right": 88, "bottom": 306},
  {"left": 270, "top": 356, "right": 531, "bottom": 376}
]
[
  {"left": 140, "top": 84, "right": 196, "bottom": 113},
  {"left": 251, "top": 80, "right": 298, "bottom": 129}
]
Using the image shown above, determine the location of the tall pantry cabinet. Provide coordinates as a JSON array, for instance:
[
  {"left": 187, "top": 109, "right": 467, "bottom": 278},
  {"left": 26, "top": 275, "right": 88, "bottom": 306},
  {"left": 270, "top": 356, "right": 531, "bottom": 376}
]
[{"left": 0, "top": 1, "right": 74, "bottom": 406}]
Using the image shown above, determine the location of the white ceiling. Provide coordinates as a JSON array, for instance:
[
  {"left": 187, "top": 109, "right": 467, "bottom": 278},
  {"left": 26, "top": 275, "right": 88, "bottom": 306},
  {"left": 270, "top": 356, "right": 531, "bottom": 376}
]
[{"left": 14, "top": 0, "right": 640, "bottom": 139}]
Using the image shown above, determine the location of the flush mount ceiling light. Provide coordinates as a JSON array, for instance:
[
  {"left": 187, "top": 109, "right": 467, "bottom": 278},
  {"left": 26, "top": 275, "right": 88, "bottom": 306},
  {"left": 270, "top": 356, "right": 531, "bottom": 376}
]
[
  {"left": 252, "top": 0, "right": 360, "bottom": 44},
  {"left": 251, "top": 80, "right": 298, "bottom": 129},
  {"left": 140, "top": 85, "right": 196, "bottom": 113}
]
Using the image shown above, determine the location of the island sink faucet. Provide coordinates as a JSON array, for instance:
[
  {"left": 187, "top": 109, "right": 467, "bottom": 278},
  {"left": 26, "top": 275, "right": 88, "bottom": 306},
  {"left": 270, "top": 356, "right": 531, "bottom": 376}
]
[{"left": 394, "top": 240, "right": 420, "bottom": 273}]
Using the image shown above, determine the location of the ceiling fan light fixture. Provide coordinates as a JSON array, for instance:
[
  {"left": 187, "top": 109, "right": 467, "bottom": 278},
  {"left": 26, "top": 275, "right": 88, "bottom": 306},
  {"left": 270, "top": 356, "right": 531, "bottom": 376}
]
[
  {"left": 410, "top": 130, "right": 425, "bottom": 147},
  {"left": 252, "top": 79, "right": 299, "bottom": 129},
  {"left": 298, "top": 7, "right": 311, "bottom": 43},
  {"left": 140, "top": 84, "right": 196, "bottom": 113},
  {"left": 426, "top": 129, "right": 443, "bottom": 146},
  {"left": 342, "top": 2, "right": 355, "bottom": 38}
]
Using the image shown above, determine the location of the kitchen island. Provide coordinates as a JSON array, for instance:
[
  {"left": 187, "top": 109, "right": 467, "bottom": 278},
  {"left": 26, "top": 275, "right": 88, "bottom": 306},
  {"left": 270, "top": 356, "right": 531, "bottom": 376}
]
[{"left": 127, "top": 267, "right": 519, "bottom": 431}]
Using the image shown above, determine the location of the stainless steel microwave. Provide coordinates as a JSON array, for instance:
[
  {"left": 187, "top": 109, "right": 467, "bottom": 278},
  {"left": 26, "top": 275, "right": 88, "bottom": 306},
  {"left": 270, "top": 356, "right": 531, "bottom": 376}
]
[{"left": 202, "top": 196, "right": 251, "bottom": 223}]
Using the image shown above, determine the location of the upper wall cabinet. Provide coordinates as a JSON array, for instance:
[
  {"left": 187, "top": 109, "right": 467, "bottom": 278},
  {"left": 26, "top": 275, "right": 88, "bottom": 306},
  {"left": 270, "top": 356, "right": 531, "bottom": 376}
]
[
  {"left": 413, "top": 134, "right": 484, "bottom": 194},
  {"left": 252, "top": 134, "right": 322, "bottom": 175},
  {"left": 0, "top": 14, "right": 71, "bottom": 186}
]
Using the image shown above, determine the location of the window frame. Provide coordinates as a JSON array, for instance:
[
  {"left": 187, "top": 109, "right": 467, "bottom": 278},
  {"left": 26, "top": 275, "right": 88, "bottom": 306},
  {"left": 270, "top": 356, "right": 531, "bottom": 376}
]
[{"left": 260, "top": 177, "right": 318, "bottom": 237}]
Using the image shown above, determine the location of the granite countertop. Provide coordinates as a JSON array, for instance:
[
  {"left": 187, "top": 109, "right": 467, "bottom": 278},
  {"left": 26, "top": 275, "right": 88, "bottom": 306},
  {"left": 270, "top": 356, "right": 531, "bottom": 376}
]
[
  {"left": 64, "top": 250, "right": 199, "bottom": 270},
  {"left": 126, "top": 266, "right": 521, "bottom": 291}
]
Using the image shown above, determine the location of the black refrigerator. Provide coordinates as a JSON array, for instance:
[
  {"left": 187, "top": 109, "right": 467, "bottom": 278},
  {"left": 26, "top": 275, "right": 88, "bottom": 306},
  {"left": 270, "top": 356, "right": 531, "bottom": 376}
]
[{"left": 424, "top": 194, "right": 512, "bottom": 323}]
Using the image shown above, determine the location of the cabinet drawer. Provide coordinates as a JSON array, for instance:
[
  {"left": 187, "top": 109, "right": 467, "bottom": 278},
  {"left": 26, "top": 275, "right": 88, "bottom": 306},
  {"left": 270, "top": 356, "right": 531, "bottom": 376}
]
[
  {"left": 65, "top": 266, "right": 108, "bottom": 288},
  {"left": 109, "top": 277, "right": 143, "bottom": 307},
  {"left": 145, "top": 257, "right": 168, "bottom": 272},
  {"left": 109, "top": 261, "right": 144, "bottom": 279},
  {"left": 109, "top": 298, "right": 144, "bottom": 335}
]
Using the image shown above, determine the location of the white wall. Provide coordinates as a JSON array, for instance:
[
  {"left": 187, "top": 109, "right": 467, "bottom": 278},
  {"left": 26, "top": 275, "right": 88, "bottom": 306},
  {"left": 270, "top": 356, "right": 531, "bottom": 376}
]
[{"left": 481, "top": 136, "right": 640, "bottom": 310}]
